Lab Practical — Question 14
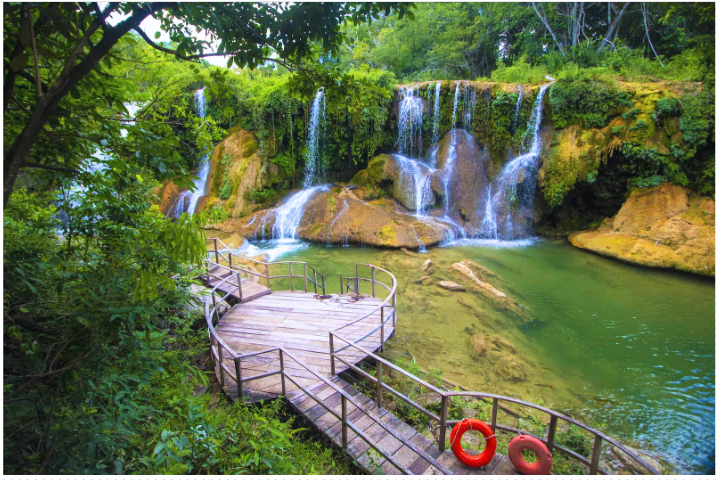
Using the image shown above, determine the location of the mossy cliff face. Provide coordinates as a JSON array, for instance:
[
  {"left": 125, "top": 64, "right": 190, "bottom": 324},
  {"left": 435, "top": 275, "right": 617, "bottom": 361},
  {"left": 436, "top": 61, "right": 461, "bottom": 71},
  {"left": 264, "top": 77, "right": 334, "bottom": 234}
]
[
  {"left": 569, "top": 183, "right": 715, "bottom": 276},
  {"left": 198, "top": 127, "right": 292, "bottom": 217}
]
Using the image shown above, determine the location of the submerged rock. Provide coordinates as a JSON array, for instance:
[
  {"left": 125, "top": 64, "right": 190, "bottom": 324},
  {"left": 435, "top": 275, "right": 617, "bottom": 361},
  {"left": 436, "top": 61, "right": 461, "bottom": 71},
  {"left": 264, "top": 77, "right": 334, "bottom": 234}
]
[
  {"left": 569, "top": 183, "right": 715, "bottom": 276},
  {"left": 452, "top": 260, "right": 533, "bottom": 322},
  {"left": 438, "top": 281, "right": 465, "bottom": 291},
  {"left": 420, "top": 259, "right": 432, "bottom": 272}
]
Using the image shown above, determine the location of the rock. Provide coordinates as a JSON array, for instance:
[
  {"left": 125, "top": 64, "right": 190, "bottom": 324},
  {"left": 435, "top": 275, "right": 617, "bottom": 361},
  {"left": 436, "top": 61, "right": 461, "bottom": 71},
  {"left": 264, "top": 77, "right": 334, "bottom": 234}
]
[
  {"left": 401, "top": 247, "right": 419, "bottom": 257},
  {"left": 470, "top": 335, "right": 488, "bottom": 358},
  {"left": 611, "top": 447, "right": 662, "bottom": 474},
  {"left": 569, "top": 183, "right": 715, "bottom": 276},
  {"left": 438, "top": 281, "right": 465, "bottom": 291},
  {"left": 452, "top": 260, "right": 534, "bottom": 322},
  {"left": 419, "top": 259, "right": 432, "bottom": 272},
  {"left": 415, "top": 275, "right": 432, "bottom": 286}
]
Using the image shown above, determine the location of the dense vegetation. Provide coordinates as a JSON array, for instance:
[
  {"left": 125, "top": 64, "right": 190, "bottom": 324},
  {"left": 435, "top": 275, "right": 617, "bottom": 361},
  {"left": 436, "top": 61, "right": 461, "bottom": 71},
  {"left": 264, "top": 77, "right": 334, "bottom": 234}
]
[{"left": 3, "top": 1, "right": 714, "bottom": 475}]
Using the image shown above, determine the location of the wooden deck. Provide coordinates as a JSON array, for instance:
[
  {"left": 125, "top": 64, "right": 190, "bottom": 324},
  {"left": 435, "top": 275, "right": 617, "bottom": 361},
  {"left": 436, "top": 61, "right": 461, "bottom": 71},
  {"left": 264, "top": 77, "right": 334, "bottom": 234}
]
[
  {"left": 288, "top": 376, "right": 519, "bottom": 475},
  {"left": 214, "top": 290, "right": 394, "bottom": 401}
]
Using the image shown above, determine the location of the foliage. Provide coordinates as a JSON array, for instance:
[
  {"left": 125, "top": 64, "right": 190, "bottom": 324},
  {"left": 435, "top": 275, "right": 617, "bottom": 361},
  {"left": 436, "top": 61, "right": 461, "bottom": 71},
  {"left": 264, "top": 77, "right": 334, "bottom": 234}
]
[{"left": 549, "top": 80, "right": 632, "bottom": 129}]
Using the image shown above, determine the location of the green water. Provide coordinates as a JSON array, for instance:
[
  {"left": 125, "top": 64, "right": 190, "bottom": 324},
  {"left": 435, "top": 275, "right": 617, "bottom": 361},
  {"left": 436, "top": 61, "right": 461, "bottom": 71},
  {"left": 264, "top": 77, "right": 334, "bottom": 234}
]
[{"left": 213, "top": 234, "right": 714, "bottom": 473}]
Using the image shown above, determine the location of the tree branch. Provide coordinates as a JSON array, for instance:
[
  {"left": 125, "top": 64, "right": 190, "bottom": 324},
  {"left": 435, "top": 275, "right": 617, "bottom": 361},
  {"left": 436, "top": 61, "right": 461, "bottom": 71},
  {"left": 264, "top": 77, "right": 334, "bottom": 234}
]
[
  {"left": 641, "top": 3, "right": 664, "bottom": 67},
  {"left": 532, "top": 2, "right": 566, "bottom": 56},
  {"left": 598, "top": 2, "right": 631, "bottom": 51},
  {"left": 20, "top": 162, "right": 81, "bottom": 174}
]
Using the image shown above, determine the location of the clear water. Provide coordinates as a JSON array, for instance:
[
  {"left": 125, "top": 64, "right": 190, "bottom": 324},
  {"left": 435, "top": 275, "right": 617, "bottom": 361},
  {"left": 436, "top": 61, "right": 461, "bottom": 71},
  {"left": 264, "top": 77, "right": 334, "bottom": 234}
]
[{"left": 210, "top": 233, "right": 714, "bottom": 474}]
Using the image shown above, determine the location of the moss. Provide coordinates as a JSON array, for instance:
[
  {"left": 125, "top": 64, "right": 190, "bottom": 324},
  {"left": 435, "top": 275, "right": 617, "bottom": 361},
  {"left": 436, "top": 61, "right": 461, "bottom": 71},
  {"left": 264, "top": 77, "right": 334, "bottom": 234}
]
[
  {"left": 351, "top": 154, "right": 388, "bottom": 188},
  {"left": 378, "top": 225, "right": 397, "bottom": 245}
]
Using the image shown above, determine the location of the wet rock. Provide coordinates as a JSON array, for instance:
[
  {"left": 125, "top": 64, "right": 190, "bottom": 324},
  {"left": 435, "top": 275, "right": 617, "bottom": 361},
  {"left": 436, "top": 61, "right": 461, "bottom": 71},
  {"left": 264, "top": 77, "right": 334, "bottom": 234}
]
[
  {"left": 401, "top": 247, "right": 419, "bottom": 257},
  {"left": 611, "top": 447, "right": 662, "bottom": 474},
  {"left": 570, "top": 183, "right": 715, "bottom": 276},
  {"left": 415, "top": 275, "right": 432, "bottom": 286},
  {"left": 420, "top": 259, "right": 432, "bottom": 272},
  {"left": 452, "top": 261, "right": 533, "bottom": 322},
  {"left": 438, "top": 281, "right": 465, "bottom": 291}
]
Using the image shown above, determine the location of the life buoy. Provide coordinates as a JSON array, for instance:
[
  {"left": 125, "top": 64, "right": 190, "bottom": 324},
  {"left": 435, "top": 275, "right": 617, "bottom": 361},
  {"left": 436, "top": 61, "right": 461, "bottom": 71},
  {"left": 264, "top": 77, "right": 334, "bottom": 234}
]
[
  {"left": 449, "top": 419, "right": 497, "bottom": 469},
  {"left": 508, "top": 435, "right": 553, "bottom": 475}
]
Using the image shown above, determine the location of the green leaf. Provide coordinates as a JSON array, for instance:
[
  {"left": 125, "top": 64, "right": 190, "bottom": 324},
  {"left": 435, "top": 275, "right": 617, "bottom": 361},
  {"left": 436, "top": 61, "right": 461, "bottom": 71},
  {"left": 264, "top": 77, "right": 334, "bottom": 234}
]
[
  {"left": 154, "top": 31, "right": 161, "bottom": 39},
  {"left": 153, "top": 443, "right": 163, "bottom": 455},
  {"left": 77, "top": 317, "right": 89, "bottom": 327}
]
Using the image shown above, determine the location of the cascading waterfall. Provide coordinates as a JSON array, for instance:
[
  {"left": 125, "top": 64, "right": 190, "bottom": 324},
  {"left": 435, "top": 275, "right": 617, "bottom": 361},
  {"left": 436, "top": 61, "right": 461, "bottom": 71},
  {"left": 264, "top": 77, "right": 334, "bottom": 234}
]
[
  {"left": 513, "top": 84, "right": 523, "bottom": 130},
  {"left": 171, "top": 88, "right": 211, "bottom": 216},
  {"left": 462, "top": 83, "right": 477, "bottom": 129},
  {"left": 440, "top": 81, "right": 461, "bottom": 228},
  {"left": 432, "top": 81, "right": 442, "bottom": 146},
  {"left": 396, "top": 86, "right": 424, "bottom": 158},
  {"left": 481, "top": 184, "right": 498, "bottom": 238},
  {"left": 271, "top": 185, "right": 329, "bottom": 241},
  {"left": 304, "top": 88, "right": 326, "bottom": 188},
  {"left": 485, "top": 83, "right": 551, "bottom": 239},
  {"left": 393, "top": 154, "right": 435, "bottom": 216}
]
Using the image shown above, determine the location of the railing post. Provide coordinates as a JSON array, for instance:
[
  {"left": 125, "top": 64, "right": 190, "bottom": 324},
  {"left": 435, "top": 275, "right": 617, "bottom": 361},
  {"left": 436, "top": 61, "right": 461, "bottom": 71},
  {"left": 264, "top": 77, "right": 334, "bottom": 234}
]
[
  {"left": 354, "top": 264, "right": 359, "bottom": 294},
  {"left": 289, "top": 263, "right": 294, "bottom": 291},
  {"left": 329, "top": 333, "right": 336, "bottom": 376},
  {"left": 265, "top": 263, "right": 270, "bottom": 289},
  {"left": 340, "top": 275, "right": 343, "bottom": 294},
  {"left": 491, "top": 398, "right": 499, "bottom": 432},
  {"left": 392, "top": 290, "right": 397, "bottom": 327},
  {"left": 237, "top": 272, "right": 243, "bottom": 301},
  {"left": 376, "top": 362, "right": 383, "bottom": 409},
  {"left": 303, "top": 264, "right": 308, "bottom": 292},
  {"left": 214, "top": 239, "right": 219, "bottom": 263},
  {"left": 228, "top": 253, "right": 232, "bottom": 271},
  {"left": 371, "top": 266, "right": 376, "bottom": 297},
  {"left": 313, "top": 269, "right": 318, "bottom": 293},
  {"left": 321, "top": 275, "right": 325, "bottom": 295},
  {"left": 546, "top": 414, "right": 558, "bottom": 452},
  {"left": 279, "top": 350, "right": 286, "bottom": 396},
  {"left": 234, "top": 357, "right": 243, "bottom": 400},
  {"left": 380, "top": 308, "right": 385, "bottom": 352},
  {"left": 590, "top": 435, "right": 603, "bottom": 475},
  {"left": 217, "top": 345, "right": 225, "bottom": 388},
  {"left": 341, "top": 395, "right": 348, "bottom": 450},
  {"left": 438, "top": 395, "right": 448, "bottom": 452}
]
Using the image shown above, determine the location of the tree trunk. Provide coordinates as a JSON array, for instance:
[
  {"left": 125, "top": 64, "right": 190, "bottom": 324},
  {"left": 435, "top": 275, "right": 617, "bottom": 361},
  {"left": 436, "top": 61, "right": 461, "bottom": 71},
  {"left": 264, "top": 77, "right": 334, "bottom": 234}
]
[
  {"left": 532, "top": 2, "right": 565, "bottom": 56},
  {"left": 3, "top": 4, "right": 168, "bottom": 208},
  {"left": 598, "top": 2, "right": 631, "bottom": 51}
]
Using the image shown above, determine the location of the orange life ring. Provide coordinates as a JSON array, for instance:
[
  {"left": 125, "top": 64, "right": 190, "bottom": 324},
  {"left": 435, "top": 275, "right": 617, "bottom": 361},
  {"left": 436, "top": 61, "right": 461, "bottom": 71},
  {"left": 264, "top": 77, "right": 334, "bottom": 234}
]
[
  {"left": 449, "top": 419, "right": 497, "bottom": 469},
  {"left": 508, "top": 435, "right": 553, "bottom": 475}
]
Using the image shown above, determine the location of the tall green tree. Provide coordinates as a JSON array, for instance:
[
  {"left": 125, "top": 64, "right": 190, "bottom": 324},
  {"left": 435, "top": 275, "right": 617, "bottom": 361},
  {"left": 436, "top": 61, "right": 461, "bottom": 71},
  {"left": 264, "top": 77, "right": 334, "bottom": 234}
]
[{"left": 3, "top": 2, "right": 415, "bottom": 207}]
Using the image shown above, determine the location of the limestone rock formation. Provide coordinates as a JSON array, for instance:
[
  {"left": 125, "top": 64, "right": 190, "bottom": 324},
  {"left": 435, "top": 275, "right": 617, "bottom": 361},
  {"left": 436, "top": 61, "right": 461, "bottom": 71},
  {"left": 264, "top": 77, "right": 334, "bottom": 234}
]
[{"left": 569, "top": 183, "right": 715, "bottom": 276}]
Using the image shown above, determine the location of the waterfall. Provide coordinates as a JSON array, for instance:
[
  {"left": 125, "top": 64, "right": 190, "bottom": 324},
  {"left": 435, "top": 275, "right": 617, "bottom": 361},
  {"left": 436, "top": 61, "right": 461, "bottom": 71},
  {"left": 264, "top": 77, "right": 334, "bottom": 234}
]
[
  {"left": 271, "top": 185, "right": 329, "bottom": 241},
  {"left": 440, "top": 81, "right": 461, "bottom": 223},
  {"left": 481, "top": 184, "right": 498, "bottom": 238},
  {"left": 513, "top": 84, "right": 523, "bottom": 130},
  {"left": 170, "top": 88, "right": 211, "bottom": 217},
  {"left": 304, "top": 88, "right": 326, "bottom": 188},
  {"left": 393, "top": 154, "right": 435, "bottom": 216},
  {"left": 462, "top": 83, "right": 477, "bottom": 129},
  {"left": 396, "top": 86, "right": 424, "bottom": 158},
  {"left": 432, "top": 82, "right": 441, "bottom": 145},
  {"left": 486, "top": 83, "right": 551, "bottom": 239}
]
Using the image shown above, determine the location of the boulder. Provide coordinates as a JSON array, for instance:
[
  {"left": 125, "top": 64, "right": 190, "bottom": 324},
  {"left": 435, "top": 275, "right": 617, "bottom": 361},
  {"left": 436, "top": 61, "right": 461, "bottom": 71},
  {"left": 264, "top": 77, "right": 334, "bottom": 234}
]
[
  {"left": 470, "top": 335, "right": 488, "bottom": 358},
  {"left": 438, "top": 281, "right": 465, "bottom": 291},
  {"left": 419, "top": 259, "right": 432, "bottom": 272},
  {"left": 569, "top": 183, "right": 715, "bottom": 276}
]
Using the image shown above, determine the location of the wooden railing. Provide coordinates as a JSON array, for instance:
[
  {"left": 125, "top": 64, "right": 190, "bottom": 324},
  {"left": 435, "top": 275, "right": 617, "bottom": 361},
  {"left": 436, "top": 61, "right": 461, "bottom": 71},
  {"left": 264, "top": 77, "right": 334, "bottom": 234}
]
[
  {"left": 328, "top": 334, "right": 660, "bottom": 475},
  {"left": 200, "top": 258, "right": 449, "bottom": 474},
  {"left": 205, "top": 238, "right": 326, "bottom": 299}
]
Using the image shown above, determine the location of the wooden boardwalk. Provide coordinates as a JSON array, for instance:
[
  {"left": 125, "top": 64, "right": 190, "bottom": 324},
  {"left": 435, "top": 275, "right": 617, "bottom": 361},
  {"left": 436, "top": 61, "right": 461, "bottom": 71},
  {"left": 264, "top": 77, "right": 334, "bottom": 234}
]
[
  {"left": 215, "top": 290, "right": 394, "bottom": 401},
  {"left": 202, "top": 240, "right": 657, "bottom": 475}
]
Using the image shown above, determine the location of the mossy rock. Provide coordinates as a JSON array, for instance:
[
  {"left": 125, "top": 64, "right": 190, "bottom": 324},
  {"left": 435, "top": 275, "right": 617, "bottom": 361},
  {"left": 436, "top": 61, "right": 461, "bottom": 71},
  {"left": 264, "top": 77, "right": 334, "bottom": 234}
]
[{"left": 351, "top": 154, "right": 389, "bottom": 188}]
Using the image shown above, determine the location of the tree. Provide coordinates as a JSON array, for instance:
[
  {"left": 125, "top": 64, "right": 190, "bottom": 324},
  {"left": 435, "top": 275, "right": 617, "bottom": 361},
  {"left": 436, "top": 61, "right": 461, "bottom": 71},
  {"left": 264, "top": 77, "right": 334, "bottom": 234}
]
[{"left": 3, "top": 2, "right": 415, "bottom": 207}]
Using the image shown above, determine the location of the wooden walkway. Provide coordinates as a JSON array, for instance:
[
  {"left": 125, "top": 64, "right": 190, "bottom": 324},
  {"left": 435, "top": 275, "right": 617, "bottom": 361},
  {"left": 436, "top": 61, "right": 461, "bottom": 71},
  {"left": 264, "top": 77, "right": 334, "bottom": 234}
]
[
  {"left": 215, "top": 290, "right": 394, "bottom": 401},
  {"left": 288, "top": 376, "right": 520, "bottom": 475}
]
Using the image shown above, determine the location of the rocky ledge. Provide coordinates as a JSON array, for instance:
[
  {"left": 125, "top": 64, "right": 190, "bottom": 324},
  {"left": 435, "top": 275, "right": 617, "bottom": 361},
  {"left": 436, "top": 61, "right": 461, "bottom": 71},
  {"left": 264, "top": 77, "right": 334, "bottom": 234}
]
[{"left": 569, "top": 183, "right": 714, "bottom": 276}]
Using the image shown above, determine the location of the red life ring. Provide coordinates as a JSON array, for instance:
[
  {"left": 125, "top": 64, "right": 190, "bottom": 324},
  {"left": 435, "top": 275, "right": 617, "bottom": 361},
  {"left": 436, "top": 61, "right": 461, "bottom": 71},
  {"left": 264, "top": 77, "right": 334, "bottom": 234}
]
[
  {"left": 449, "top": 419, "right": 497, "bottom": 469},
  {"left": 508, "top": 435, "right": 553, "bottom": 475}
]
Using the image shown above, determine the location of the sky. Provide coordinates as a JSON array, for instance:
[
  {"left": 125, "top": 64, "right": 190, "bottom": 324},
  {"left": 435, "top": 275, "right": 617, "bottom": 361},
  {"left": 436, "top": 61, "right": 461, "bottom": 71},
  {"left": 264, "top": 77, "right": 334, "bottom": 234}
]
[{"left": 104, "top": 5, "right": 230, "bottom": 67}]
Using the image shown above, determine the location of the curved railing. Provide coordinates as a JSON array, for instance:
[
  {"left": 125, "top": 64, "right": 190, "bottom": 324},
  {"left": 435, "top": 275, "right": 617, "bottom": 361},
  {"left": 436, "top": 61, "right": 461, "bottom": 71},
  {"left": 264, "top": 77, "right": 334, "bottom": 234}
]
[
  {"left": 205, "top": 238, "right": 326, "bottom": 299},
  {"left": 200, "top": 239, "right": 656, "bottom": 475},
  {"left": 329, "top": 334, "right": 660, "bottom": 475}
]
